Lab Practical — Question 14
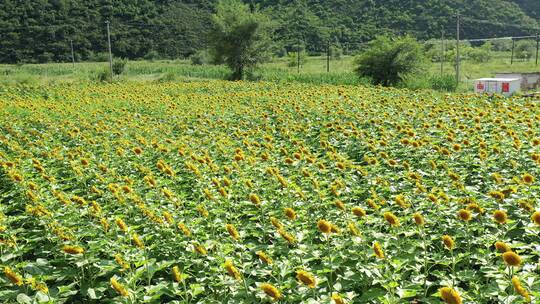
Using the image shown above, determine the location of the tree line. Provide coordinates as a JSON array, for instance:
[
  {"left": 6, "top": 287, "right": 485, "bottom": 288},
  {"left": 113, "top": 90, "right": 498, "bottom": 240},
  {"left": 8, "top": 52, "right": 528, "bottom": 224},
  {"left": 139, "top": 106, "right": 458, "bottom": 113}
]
[{"left": 0, "top": 0, "right": 538, "bottom": 64}]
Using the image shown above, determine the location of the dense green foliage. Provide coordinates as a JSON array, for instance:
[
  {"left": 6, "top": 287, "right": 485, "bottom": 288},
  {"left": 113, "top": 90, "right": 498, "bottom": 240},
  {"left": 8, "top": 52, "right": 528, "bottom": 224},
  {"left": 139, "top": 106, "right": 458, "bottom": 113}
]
[
  {"left": 209, "top": 0, "right": 273, "bottom": 80},
  {"left": 355, "top": 36, "right": 426, "bottom": 86},
  {"left": 0, "top": 0, "right": 538, "bottom": 64},
  {"left": 0, "top": 0, "right": 214, "bottom": 63}
]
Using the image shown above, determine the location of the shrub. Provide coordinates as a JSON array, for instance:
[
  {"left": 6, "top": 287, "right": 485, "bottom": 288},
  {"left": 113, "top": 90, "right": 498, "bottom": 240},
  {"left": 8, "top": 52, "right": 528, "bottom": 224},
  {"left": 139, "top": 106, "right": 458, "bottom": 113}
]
[
  {"left": 430, "top": 74, "right": 457, "bottom": 92},
  {"left": 190, "top": 50, "right": 211, "bottom": 65},
  {"left": 515, "top": 40, "right": 535, "bottom": 60},
  {"left": 112, "top": 59, "right": 127, "bottom": 75},
  {"left": 287, "top": 51, "right": 307, "bottom": 68},
  {"left": 355, "top": 35, "right": 426, "bottom": 86},
  {"left": 144, "top": 50, "right": 160, "bottom": 61},
  {"left": 492, "top": 39, "right": 512, "bottom": 51},
  {"left": 157, "top": 72, "right": 178, "bottom": 83},
  {"left": 94, "top": 69, "right": 111, "bottom": 82},
  {"left": 88, "top": 52, "right": 110, "bottom": 62},
  {"left": 399, "top": 74, "right": 457, "bottom": 92},
  {"left": 329, "top": 45, "right": 343, "bottom": 59},
  {"left": 468, "top": 43, "right": 492, "bottom": 63}
]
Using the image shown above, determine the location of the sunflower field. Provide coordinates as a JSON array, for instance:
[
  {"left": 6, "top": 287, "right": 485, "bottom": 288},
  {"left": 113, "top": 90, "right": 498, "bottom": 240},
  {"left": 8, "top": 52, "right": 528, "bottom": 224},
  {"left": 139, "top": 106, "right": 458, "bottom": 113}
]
[{"left": 0, "top": 81, "right": 539, "bottom": 303}]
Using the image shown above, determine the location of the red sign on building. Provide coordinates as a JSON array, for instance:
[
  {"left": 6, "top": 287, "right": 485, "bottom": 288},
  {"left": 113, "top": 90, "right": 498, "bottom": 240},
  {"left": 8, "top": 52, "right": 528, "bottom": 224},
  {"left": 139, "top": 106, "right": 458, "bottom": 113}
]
[{"left": 502, "top": 83, "right": 509, "bottom": 92}]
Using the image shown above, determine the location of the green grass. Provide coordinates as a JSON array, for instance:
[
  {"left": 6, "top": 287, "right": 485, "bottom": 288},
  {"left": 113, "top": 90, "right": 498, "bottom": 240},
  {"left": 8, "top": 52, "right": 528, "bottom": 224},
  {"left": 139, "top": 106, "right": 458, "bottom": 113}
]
[{"left": 0, "top": 53, "right": 538, "bottom": 91}]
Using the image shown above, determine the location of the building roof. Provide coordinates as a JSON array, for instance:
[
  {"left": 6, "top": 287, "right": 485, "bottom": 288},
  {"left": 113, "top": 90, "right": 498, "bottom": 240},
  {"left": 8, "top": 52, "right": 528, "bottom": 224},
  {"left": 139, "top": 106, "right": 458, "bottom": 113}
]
[
  {"left": 476, "top": 78, "right": 521, "bottom": 82},
  {"left": 496, "top": 72, "right": 540, "bottom": 75}
]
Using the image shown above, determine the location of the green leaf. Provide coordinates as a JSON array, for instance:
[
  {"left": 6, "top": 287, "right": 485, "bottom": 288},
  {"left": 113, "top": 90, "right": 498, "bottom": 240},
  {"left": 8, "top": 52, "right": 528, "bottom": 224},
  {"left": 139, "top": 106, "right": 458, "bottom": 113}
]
[{"left": 16, "top": 293, "right": 32, "bottom": 304}]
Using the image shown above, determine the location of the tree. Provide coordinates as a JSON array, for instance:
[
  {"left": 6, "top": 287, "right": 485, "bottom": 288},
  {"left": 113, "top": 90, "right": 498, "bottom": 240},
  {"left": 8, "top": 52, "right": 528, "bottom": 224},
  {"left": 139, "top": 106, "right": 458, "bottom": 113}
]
[
  {"left": 468, "top": 42, "right": 492, "bottom": 63},
  {"left": 209, "top": 0, "right": 273, "bottom": 80},
  {"left": 515, "top": 40, "right": 535, "bottom": 61},
  {"left": 355, "top": 35, "right": 426, "bottom": 86}
]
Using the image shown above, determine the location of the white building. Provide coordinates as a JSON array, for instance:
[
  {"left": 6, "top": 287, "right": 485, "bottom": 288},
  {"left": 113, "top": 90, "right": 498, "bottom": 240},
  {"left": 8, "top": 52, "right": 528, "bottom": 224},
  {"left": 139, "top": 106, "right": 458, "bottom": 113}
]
[
  {"left": 474, "top": 78, "right": 521, "bottom": 96},
  {"left": 495, "top": 73, "right": 540, "bottom": 91}
]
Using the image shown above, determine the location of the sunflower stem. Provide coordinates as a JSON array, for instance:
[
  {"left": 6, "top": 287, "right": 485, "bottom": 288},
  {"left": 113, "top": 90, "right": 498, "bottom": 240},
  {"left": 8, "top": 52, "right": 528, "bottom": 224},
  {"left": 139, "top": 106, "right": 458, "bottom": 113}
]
[{"left": 420, "top": 227, "right": 429, "bottom": 298}]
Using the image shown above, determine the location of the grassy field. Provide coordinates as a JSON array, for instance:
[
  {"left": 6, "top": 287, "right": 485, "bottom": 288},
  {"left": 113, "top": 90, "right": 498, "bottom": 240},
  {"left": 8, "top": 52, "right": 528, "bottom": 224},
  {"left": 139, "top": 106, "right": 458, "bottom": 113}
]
[
  {"left": 0, "top": 80, "right": 539, "bottom": 303},
  {"left": 1, "top": 52, "right": 538, "bottom": 91}
]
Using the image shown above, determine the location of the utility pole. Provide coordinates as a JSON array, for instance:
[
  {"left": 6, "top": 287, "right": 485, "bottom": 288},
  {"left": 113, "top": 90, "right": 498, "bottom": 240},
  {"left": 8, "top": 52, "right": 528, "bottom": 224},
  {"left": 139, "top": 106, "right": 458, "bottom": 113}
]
[
  {"left": 440, "top": 29, "right": 444, "bottom": 76},
  {"left": 456, "top": 13, "right": 460, "bottom": 85},
  {"left": 326, "top": 40, "right": 330, "bottom": 73},
  {"left": 106, "top": 20, "right": 113, "bottom": 81},
  {"left": 70, "top": 39, "right": 75, "bottom": 68},
  {"left": 297, "top": 43, "right": 300, "bottom": 73},
  {"left": 536, "top": 34, "right": 540, "bottom": 65},
  {"left": 511, "top": 38, "right": 515, "bottom": 65}
]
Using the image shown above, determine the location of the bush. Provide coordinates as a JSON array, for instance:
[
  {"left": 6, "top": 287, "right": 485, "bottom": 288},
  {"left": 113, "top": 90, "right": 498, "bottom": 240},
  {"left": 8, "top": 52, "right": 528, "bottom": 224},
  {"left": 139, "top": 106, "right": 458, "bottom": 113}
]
[
  {"left": 112, "top": 59, "right": 127, "bottom": 75},
  {"left": 515, "top": 40, "right": 535, "bottom": 60},
  {"left": 37, "top": 52, "right": 54, "bottom": 63},
  {"left": 287, "top": 51, "right": 308, "bottom": 67},
  {"left": 430, "top": 74, "right": 457, "bottom": 92},
  {"left": 144, "top": 50, "right": 160, "bottom": 61},
  {"left": 94, "top": 69, "right": 111, "bottom": 82},
  {"left": 355, "top": 35, "right": 426, "bottom": 86},
  {"left": 190, "top": 50, "right": 211, "bottom": 65},
  {"left": 399, "top": 74, "right": 457, "bottom": 92},
  {"left": 88, "top": 52, "right": 110, "bottom": 62},
  {"left": 157, "top": 72, "right": 178, "bottom": 83},
  {"left": 468, "top": 43, "right": 492, "bottom": 63},
  {"left": 492, "top": 39, "right": 512, "bottom": 51},
  {"left": 329, "top": 45, "right": 343, "bottom": 59}
]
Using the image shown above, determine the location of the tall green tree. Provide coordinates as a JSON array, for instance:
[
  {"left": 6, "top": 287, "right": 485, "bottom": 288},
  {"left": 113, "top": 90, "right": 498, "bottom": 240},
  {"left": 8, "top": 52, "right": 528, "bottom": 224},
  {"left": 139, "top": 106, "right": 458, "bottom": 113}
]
[{"left": 209, "top": 0, "right": 274, "bottom": 80}]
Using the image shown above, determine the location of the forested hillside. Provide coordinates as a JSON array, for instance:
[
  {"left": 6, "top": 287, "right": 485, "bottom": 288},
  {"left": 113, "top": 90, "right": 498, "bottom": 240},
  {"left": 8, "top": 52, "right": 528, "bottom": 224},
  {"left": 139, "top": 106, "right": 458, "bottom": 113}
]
[{"left": 0, "top": 0, "right": 537, "bottom": 63}]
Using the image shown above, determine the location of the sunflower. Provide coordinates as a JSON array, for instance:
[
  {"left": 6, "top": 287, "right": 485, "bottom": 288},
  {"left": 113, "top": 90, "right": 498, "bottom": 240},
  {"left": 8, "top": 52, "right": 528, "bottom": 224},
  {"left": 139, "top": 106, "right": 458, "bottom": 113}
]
[
  {"left": 115, "top": 218, "right": 128, "bottom": 232},
  {"left": 413, "top": 212, "right": 425, "bottom": 226},
  {"left": 352, "top": 207, "right": 366, "bottom": 217},
  {"left": 224, "top": 259, "right": 241, "bottom": 280},
  {"left": 331, "top": 292, "right": 346, "bottom": 304},
  {"left": 172, "top": 266, "right": 182, "bottom": 282},
  {"left": 62, "top": 245, "right": 84, "bottom": 255},
  {"left": 522, "top": 173, "right": 534, "bottom": 185},
  {"left": 256, "top": 251, "right": 273, "bottom": 265},
  {"left": 531, "top": 211, "right": 540, "bottom": 226},
  {"left": 511, "top": 276, "right": 530, "bottom": 302},
  {"left": 110, "top": 277, "right": 129, "bottom": 297},
  {"left": 373, "top": 241, "right": 384, "bottom": 259},
  {"left": 383, "top": 212, "right": 400, "bottom": 226},
  {"left": 317, "top": 219, "right": 332, "bottom": 234},
  {"left": 277, "top": 228, "right": 296, "bottom": 244},
  {"left": 457, "top": 209, "right": 472, "bottom": 221},
  {"left": 494, "top": 241, "right": 511, "bottom": 253},
  {"left": 194, "top": 243, "right": 207, "bottom": 255},
  {"left": 439, "top": 286, "right": 462, "bottom": 304},
  {"left": 270, "top": 217, "right": 284, "bottom": 229},
  {"left": 226, "top": 224, "right": 240, "bottom": 240},
  {"left": 442, "top": 235, "right": 455, "bottom": 250},
  {"left": 502, "top": 251, "right": 521, "bottom": 266},
  {"left": 493, "top": 210, "right": 508, "bottom": 224},
  {"left": 284, "top": 208, "right": 296, "bottom": 220},
  {"left": 347, "top": 222, "right": 360, "bottom": 236},
  {"left": 3, "top": 267, "right": 23, "bottom": 286},
  {"left": 260, "top": 283, "right": 281, "bottom": 300},
  {"left": 296, "top": 270, "right": 317, "bottom": 288},
  {"left": 132, "top": 233, "right": 144, "bottom": 249}
]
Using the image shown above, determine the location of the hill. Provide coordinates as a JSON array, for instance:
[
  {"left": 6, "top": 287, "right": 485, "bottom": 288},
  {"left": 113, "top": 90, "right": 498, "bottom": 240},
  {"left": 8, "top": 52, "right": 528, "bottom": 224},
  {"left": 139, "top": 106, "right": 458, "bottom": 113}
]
[{"left": 0, "top": 0, "right": 537, "bottom": 63}]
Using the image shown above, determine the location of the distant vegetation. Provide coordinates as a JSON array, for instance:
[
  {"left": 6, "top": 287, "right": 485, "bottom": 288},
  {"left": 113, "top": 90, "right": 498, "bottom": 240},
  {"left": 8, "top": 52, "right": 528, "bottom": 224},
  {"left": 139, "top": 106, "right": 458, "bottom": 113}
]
[
  {"left": 355, "top": 36, "right": 426, "bottom": 87},
  {"left": 209, "top": 0, "right": 273, "bottom": 80},
  {"left": 0, "top": 0, "right": 538, "bottom": 64}
]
